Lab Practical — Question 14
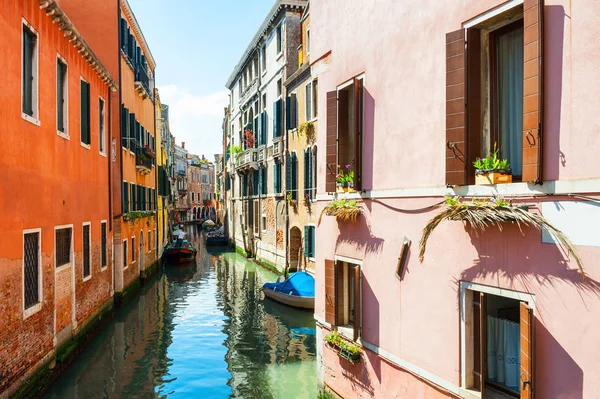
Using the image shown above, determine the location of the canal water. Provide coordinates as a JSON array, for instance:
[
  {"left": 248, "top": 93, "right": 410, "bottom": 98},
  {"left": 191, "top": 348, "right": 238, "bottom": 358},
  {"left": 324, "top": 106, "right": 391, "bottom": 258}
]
[{"left": 44, "top": 226, "right": 317, "bottom": 399}]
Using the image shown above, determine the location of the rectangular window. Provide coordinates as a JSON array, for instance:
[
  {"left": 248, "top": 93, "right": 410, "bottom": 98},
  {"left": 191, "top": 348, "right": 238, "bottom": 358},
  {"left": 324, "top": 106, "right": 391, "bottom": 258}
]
[
  {"left": 461, "top": 286, "right": 535, "bottom": 397},
  {"left": 253, "top": 200, "right": 260, "bottom": 236},
  {"left": 277, "top": 79, "right": 282, "bottom": 98},
  {"left": 192, "top": 192, "right": 194, "bottom": 201},
  {"left": 262, "top": 93, "right": 267, "bottom": 111},
  {"left": 99, "top": 98, "right": 106, "bottom": 154},
  {"left": 261, "top": 45, "right": 267, "bottom": 71},
  {"left": 83, "top": 223, "right": 91, "bottom": 279},
  {"left": 325, "top": 77, "right": 364, "bottom": 192},
  {"left": 101, "top": 222, "right": 107, "bottom": 269},
  {"left": 80, "top": 79, "right": 91, "bottom": 146},
  {"left": 305, "top": 82, "right": 313, "bottom": 120},
  {"left": 312, "top": 79, "right": 318, "bottom": 117},
  {"left": 57, "top": 58, "right": 68, "bottom": 134},
  {"left": 274, "top": 162, "right": 282, "bottom": 194},
  {"left": 261, "top": 214, "right": 267, "bottom": 232},
  {"left": 276, "top": 25, "right": 282, "bottom": 54},
  {"left": 123, "top": 239, "right": 128, "bottom": 268},
  {"left": 324, "top": 260, "right": 362, "bottom": 342},
  {"left": 148, "top": 231, "right": 151, "bottom": 252},
  {"left": 22, "top": 23, "right": 38, "bottom": 121},
  {"left": 286, "top": 152, "right": 298, "bottom": 200},
  {"left": 23, "top": 230, "right": 41, "bottom": 311},
  {"left": 306, "top": 28, "right": 310, "bottom": 55},
  {"left": 131, "top": 236, "right": 136, "bottom": 262},
  {"left": 56, "top": 227, "right": 72, "bottom": 268},
  {"left": 123, "top": 181, "right": 129, "bottom": 213},
  {"left": 304, "top": 226, "right": 316, "bottom": 259}
]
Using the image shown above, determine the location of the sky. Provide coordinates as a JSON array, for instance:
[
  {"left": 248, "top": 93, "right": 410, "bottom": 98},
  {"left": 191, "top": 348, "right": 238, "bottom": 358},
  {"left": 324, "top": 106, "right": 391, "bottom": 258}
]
[{"left": 128, "top": 0, "right": 276, "bottom": 158}]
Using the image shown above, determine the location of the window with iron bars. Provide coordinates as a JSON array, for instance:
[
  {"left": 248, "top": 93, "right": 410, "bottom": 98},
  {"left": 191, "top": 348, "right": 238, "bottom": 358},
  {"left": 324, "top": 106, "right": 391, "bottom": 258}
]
[
  {"left": 24, "top": 232, "right": 40, "bottom": 310},
  {"left": 56, "top": 228, "right": 72, "bottom": 267}
]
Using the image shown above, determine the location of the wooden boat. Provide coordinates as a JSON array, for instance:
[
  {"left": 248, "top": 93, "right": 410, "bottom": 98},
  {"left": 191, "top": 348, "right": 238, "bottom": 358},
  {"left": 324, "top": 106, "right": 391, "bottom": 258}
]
[
  {"left": 262, "top": 272, "right": 315, "bottom": 309},
  {"left": 163, "top": 239, "right": 197, "bottom": 264},
  {"left": 206, "top": 235, "right": 228, "bottom": 246}
]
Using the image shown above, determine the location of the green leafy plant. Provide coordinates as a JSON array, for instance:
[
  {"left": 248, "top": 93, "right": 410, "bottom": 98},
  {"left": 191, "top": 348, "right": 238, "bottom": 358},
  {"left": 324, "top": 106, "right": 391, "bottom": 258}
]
[
  {"left": 419, "top": 196, "right": 585, "bottom": 279},
  {"left": 473, "top": 144, "right": 510, "bottom": 172},
  {"left": 324, "top": 331, "right": 361, "bottom": 362},
  {"left": 336, "top": 165, "right": 354, "bottom": 185},
  {"left": 123, "top": 211, "right": 155, "bottom": 222},
  {"left": 298, "top": 121, "right": 315, "bottom": 143},
  {"left": 318, "top": 199, "right": 361, "bottom": 225},
  {"left": 229, "top": 145, "right": 243, "bottom": 161}
]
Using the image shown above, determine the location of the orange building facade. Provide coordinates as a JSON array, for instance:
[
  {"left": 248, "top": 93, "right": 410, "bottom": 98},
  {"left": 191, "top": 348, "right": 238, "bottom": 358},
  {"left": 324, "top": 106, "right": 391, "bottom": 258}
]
[
  {"left": 0, "top": 0, "right": 117, "bottom": 394},
  {"left": 116, "top": 0, "right": 158, "bottom": 294}
]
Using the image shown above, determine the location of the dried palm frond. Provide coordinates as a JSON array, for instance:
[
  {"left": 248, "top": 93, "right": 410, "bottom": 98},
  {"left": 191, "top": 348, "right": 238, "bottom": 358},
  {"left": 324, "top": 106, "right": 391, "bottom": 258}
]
[
  {"left": 318, "top": 202, "right": 361, "bottom": 226},
  {"left": 419, "top": 202, "right": 585, "bottom": 279}
]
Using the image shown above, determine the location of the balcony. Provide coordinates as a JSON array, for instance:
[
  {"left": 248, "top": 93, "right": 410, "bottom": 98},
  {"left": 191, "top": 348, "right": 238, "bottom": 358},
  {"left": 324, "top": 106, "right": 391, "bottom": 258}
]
[
  {"left": 236, "top": 148, "right": 258, "bottom": 173},
  {"left": 272, "top": 136, "right": 283, "bottom": 158},
  {"left": 240, "top": 78, "right": 258, "bottom": 107},
  {"left": 176, "top": 168, "right": 186, "bottom": 177},
  {"left": 135, "top": 147, "right": 153, "bottom": 175},
  {"left": 134, "top": 66, "right": 151, "bottom": 99},
  {"left": 257, "top": 145, "right": 267, "bottom": 164},
  {"left": 178, "top": 189, "right": 187, "bottom": 197}
]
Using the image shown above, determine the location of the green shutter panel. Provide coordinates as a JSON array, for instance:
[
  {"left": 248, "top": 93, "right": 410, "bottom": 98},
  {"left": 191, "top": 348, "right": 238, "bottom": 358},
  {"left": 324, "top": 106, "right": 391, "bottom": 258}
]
[
  {"left": 277, "top": 99, "right": 283, "bottom": 137},
  {"left": 121, "top": 105, "right": 126, "bottom": 147},
  {"left": 80, "top": 81, "right": 87, "bottom": 143},
  {"left": 263, "top": 167, "right": 268, "bottom": 195},
  {"left": 311, "top": 227, "right": 316, "bottom": 258},
  {"left": 123, "top": 182, "right": 128, "bottom": 213},
  {"left": 291, "top": 93, "right": 297, "bottom": 129},
  {"left": 273, "top": 164, "right": 278, "bottom": 193},
  {"left": 129, "top": 113, "right": 136, "bottom": 150},
  {"left": 262, "top": 112, "right": 268, "bottom": 144},
  {"left": 304, "top": 226, "right": 310, "bottom": 258},
  {"left": 257, "top": 114, "right": 262, "bottom": 146},
  {"left": 286, "top": 96, "right": 292, "bottom": 130},
  {"left": 22, "top": 28, "right": 33, "bottom": 116},
  {"left": 258, "top": 168, "right": 263, "bottom": 195},
  {"left": 304, "top": 149, "right": 309, "bottom": 198},
  {"left": 286, "top": 154, "right": 292, "bottom": 196},
  {"left": 308, "top": 149, "right": 313, "bottom": 198},
  {"left": 273, "top": 102, "right": 278, "bottom": 139},
  {"left": 130, "top": 184, "right": 135, "bottom": 212},
  {"left": 292, "top": 152, "right": 298, "bottom": 200}
]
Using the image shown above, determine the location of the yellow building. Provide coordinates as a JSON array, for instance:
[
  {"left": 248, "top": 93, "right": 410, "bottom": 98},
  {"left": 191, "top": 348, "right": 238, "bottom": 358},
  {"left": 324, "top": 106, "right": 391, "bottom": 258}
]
[{"left": 156, "top": 94, "right": 172, "bottom": 254}]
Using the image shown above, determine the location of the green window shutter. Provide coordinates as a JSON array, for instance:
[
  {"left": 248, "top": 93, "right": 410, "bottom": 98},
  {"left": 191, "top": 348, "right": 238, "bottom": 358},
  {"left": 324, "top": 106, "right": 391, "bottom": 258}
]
[
  {"left": 130, "top": 184, "right": 135, "bottom": 212},
  {"left": 258, "top": 167, "right": 263, "bottom": 195},
  {"left": 253, "top": 170, "right": 259, "bottom": 195},
  {"left": 310, "top": 227, "right": 316, "bottom": 258},
  {"left": 22, "top": 27, "right": 34, "bottom": 116},
  {"left": 277, "top": 99, "right": 283, "bottom": 137},
  {"left": 292, "top": 152, "right": 298, "bottom": 200},
  {"left": 257, "top": 115, "right": 262, "bottom": 146},
  {"left": 123, "top": 182, "right": 129, "bottom": 213},
  {"left": 273, "top": 164, "right": 278, "bottom": 193},
  {"left": 57, "top": 61, "right": 65, "bottom": 132},
  {"left": 129, "top": 113, "right": 136, "bottom": 150},
  {"left": 286, "top": 154, "right": 292, "bottom": 196},
  {"left": 273, "top": 101, "right": 278, "bottom": 139},
  {"left": 80, "top": 80, "right": 90, "bottom": 144},
  {"left": 291, "top": 93, "right": 297, "bottom": 129},
  {"left": 262, "top": 112, "right": 268, "bottom": 144},
  {"left": 286, "top": 96, "right": 292, "bottom": 130},
  {"left": 304, "top": 149, "right": 309, "bottom": 198},
  {"left": 263, "top": 167, "right": 268, "bottom": 195},
  {"left": 304, "top": 226, "right": 310, "bottom": 258},
  {"left": 308, "top": 149, "right": 313, "bottom": 198}
]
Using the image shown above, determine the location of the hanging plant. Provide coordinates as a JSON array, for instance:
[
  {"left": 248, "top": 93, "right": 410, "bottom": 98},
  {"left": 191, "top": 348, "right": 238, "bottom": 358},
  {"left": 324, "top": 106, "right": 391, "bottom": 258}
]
[
  {"left": 298, "top": 121, "right": 315, "bottom": 144},
  {"left": 318, "top": 199, "right": 361, "bottom": 225},
  {"left": 419, "top": 196, "right": 585, "bottom": 278}
]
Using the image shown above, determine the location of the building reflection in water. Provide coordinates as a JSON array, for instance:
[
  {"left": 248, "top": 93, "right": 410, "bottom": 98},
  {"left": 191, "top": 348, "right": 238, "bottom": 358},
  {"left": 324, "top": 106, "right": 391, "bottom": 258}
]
[{"left": 44, "top": 227, "right": 316, "bottom": 399}]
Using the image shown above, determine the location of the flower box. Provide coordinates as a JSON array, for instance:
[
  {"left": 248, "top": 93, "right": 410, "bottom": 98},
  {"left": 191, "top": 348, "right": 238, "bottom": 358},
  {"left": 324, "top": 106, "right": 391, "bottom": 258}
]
[
  {"left": 324, "top": 331, "right": 361, "bottom": 364},
  {"left": 475, "top": 169, "right": 512, "bottom": 185}
]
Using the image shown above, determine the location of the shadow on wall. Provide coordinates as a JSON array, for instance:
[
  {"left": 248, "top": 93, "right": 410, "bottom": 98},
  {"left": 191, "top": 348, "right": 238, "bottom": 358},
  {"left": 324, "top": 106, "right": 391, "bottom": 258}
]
[
  {"left": 334, "top": 206, "right": 385, "bottom": 256},
  {"left": 460, "top": 221, "right": 600, "bottom": 298},
  {"left": 543, "top": 5, "right": 566, "bottom": 181}
]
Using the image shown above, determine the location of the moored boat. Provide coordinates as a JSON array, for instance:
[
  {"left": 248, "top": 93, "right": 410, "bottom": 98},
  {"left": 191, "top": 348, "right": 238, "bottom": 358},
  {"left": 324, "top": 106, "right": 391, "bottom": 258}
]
[
  {"left": 163, "top": 238, "right": 197, "bottom": 264},
  {"left": 262, "top": 272, "right": 315, "bottom": 309}
]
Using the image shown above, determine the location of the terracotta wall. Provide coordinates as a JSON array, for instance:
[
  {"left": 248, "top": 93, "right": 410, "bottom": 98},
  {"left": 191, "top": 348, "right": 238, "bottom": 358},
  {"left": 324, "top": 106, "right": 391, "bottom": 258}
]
[{"left": 0, "top": 0, "right": 112, "bottom": 392}]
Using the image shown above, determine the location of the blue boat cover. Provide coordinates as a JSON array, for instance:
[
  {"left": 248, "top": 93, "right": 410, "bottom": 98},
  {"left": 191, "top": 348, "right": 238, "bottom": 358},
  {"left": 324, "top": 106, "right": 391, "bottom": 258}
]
[{"left": 263, "top": 272, "right": 315, "bottom": 297}]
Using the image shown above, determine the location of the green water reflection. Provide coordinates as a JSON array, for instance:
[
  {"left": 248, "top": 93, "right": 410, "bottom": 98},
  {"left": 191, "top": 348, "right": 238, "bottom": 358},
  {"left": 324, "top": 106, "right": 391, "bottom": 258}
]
[{"left": 44, "top": 227, "right": 317, "bottom": 398}]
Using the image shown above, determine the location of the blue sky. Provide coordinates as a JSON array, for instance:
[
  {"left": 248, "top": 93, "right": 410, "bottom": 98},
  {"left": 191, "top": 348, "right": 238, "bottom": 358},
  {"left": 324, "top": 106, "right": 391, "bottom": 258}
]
[{"left": 128, "top": 0, "right": 275, "bottom": 157}]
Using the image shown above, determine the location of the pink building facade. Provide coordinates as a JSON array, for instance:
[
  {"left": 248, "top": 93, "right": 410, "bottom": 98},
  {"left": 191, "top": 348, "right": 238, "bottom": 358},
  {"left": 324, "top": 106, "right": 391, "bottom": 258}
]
[{"left": 312, "top": 1, "right": 600, "bottom": 398}]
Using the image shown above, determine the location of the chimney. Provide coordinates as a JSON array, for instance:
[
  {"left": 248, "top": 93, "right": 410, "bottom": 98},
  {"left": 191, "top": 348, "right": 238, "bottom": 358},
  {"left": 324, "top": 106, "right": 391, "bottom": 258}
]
[{"left": 181, "top": 142, "right": 185, "bottom": 149}]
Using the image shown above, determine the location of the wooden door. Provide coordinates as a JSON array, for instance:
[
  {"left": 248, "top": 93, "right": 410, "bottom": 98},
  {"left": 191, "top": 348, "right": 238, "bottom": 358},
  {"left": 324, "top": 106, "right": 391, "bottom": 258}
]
[{"left": 520, "top": 302, "right": 535, "bottom": 398}]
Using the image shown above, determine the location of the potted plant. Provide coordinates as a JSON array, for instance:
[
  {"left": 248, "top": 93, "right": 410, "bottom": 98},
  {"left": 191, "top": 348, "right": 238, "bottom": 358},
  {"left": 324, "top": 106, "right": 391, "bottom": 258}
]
[
  {"left": 143, "top": 144, "right": 155, "bottom": 158},
  {"left": 136, "top": 153, "right": 148, "bottom": 165},
  {"left": 318, "top": 199, "right": 361, "bottom": 225},
  {"left": 287, "top": 192, "right": 297, "bottom": 210},
  {"left": 336, "top": 165, "right": 355, "bottom": 192},
  {"left": 473, "top": 144, "right": 512, "bottom": 185},
  {"left": 298, "top": 121, "right": 315, "bottom": 144},
  {"left": 324, "top": 331, "right": 361, "bottom": 363},
  {"left": 303, "top": 192, "right": 311, "bottom": 208},
  {"left": 418, "top": 195, "right": 585, "bottom": 278}
]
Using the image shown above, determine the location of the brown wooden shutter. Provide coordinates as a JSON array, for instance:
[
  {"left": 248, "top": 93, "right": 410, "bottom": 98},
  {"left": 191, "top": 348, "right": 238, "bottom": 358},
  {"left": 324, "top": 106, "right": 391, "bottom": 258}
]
[
  {"left": 473, "top": 291, "right": 486, "bottom": 393},
  {"left": 324, "top": 259, "right": 336, "bottom": 325},
  {"left": 353, "top": 265, "right": 362, "bottom": 342},
  {"left": 325, "top": 91, "right": 338, "bottom": 192},
  {"left": 522, "top": 0, "right": 544, "bottom": 183},
  {"left": 353, "top": 79, "right": 364, "bottom": 191},
  {"left": 466, "top": 28, "right": 482, "bottom": 185},
  {"left": 520, "top": 302, "right": 535, "bottom": 398},
  {"left": 446, "top": 29, "right": 467, "bottom": 186}
]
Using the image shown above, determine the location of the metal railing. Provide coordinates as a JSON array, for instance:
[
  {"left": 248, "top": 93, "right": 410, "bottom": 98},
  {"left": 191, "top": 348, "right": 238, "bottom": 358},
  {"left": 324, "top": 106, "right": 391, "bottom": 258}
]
[{"left": 135, "top": 66, "right": 150, "bottom": 96}]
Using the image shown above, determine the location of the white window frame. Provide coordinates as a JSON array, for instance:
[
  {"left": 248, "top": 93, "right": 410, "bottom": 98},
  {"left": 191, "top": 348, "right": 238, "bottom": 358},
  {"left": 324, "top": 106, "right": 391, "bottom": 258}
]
[
  {"left": 333, "top": 255, "right": 363, "bottom": 341},
  {"left": 22, "top": 19, "right": 40, "bottom": 126},
  {"left": 79, "top": 76, "right": 91, "bottom": 150},
  {"left": 100, "top": 220, "right": 108, "bottom": 271},
  {"left": 276, "top": 24, "right": 283, "bottom": 57},
  {"left": 82, "top": 222, "right": 92, "bottom": 282},
  {"left": 123, "top": 238, "right": 129, "bottom": 270},
  {"left": 306, "top": 27, "right": 310, "bottom": 56},
  {"left": 56, "top": 53, "right": 69, "bottom": 139},
  {"left": 148, "top": 230, "right": 152, "bottom": 253},
  {"left": 261, "top": 45, "right": 267, "bottom": 76},
  {"left": 261, "top": 213, "right": 267, "bottom": 233},
  {"left": 458, "top": 281, "right": 536, "bottom": 393},
  {"left": 305, "top": 81, "right": 313, "bottom": 120},
  {"left": 23, "top": 228, "right": 42, "bottom": 319},
  {"left": 99, "top": 96, "right": 107, "bottom": 156},
  {"left": 55, "top": 224, "right": 74, "bottom": 272}
]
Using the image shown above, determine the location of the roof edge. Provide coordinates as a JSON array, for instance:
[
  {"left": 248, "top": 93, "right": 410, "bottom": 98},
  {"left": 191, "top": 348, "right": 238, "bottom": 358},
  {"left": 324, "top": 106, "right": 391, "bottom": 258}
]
[{"left": 121, "top": 0, "right": 156, "bottom": 70}]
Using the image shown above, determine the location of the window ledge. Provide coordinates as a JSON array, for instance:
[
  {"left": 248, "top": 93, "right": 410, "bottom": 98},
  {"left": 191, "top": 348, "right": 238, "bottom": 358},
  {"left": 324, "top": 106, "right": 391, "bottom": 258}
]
[
  {"left": 99, "top": 151, "right": 107, "bottom": 158},
  {"left": 56, "top": 263, "right": 71, "bottom": 273},
  {"left": 101, "top": 266, "right": 108, "bottom": 272},
  {"left": 276, "top": 52, "right": 283, "bottom": 61},
  {"left": 23, "top": 303, "right": 42, "bottom": 320},
  {"left": 57, "top": 131, "right": 70, "bottom": 140},
  {"left": 22, "top": 113, "right": 40, "bottom": 126},
  {"left": 83, "top": 275, "right": 92, "bottom": 282},
  {"left": 80, "top": 142, "right": 91, "bottom": 150}
]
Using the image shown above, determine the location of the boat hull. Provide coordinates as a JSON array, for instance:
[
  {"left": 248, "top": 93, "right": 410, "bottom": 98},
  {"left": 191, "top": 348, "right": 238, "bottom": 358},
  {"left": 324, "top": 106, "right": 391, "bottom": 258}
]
[
  {"left": 163, "top": 248, "right": 196, "bottom": 264},
  {"left": 206, "top": 236, "right": 228, "bottom": 246},
  {"left": 262, "top": 287, "right": 315, "bottom": 309}
]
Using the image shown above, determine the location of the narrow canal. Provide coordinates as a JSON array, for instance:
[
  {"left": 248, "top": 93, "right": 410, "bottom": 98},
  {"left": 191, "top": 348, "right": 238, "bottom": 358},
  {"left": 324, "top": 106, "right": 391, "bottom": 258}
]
[{"left": 44, "top": 226, "right": 317, "bottom": 398}]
